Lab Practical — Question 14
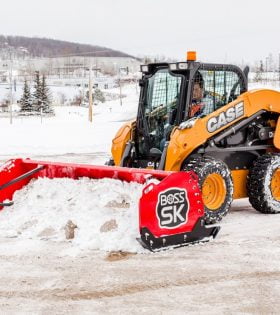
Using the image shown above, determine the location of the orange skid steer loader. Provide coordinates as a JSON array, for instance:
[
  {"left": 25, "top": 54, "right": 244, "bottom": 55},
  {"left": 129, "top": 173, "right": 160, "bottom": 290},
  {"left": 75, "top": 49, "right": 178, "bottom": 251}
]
[
  {"left": 1, "top": 52, "right": 280, "bottom": 251},
  {"left": 108, "top": 52, "right": 280, "bottom": 223}
]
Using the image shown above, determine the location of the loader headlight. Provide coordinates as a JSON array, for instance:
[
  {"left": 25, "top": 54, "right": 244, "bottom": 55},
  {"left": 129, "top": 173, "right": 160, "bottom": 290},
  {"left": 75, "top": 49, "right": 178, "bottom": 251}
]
[
  {"left": 140, "top": 65, "right": 149, "bottom": 73},
  {"left": 178, "top": 62, "right": 188, "bottom": 70},
  {"left": 169, "top": 63, "right": 177, "bottom": 71}
]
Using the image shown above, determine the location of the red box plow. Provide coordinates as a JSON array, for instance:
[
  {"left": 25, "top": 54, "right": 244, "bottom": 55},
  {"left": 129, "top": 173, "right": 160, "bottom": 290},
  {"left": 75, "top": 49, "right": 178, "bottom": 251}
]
[{"left": 0, "top": 158, "right": 219, "bottom": 251}]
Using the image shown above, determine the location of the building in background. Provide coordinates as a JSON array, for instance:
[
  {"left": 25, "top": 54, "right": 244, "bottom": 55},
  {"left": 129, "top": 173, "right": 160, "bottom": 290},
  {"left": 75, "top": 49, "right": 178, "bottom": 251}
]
[{"left": 0, "top": 56, "right": 141, "bottom": 80}]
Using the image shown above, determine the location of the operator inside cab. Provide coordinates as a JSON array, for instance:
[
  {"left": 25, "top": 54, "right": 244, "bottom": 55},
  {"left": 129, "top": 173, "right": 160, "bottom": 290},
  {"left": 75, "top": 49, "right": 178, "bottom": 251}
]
[
  {"left": 189, "top": 72, "right": 214, "bottom": 118},
  {"left": 189, "top": 72, "right": 205, "bottom": 118},
  {"left": 190, "top": 81, "right": 204, "bottom": 117}
]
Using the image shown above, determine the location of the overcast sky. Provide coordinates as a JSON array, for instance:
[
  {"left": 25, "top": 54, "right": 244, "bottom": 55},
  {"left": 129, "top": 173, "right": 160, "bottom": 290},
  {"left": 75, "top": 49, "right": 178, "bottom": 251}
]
[{"left": 0, "top": 0, "right": 279, "bottom": 64}]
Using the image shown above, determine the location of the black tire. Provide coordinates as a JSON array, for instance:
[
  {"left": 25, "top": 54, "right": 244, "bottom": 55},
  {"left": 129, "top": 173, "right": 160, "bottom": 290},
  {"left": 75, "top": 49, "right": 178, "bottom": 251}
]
[
  {"left": 122, "top": 157, "right": 133, "bottom": 167},
  {"left": 183, "top": 155, "right": 233, "bottom": 224},
  {"left": 247, "top": 153, "right": 280, "bottom": 214},
  {"left": 105, "top": 158, "right": 115, "bottom": 166}
]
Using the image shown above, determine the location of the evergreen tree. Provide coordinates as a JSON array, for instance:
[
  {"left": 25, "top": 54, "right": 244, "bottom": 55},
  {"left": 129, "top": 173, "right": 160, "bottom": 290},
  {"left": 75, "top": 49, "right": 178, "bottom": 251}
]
[
  {"left": 19, "top": 79, "right": 33, "bottom": 113},
  {"left": 41, "top": 74, "right": 54, "bottom": 114},
  {"left": 94, "top": 88, "right": 105, "bottom": 103},
  {"left": 86, "top": 88, "right": 106, "bottom": 104},
  {"left": 32, "top": 71, "right": 42, "bottom": 112},
  {"left": 260, "top": 60, "right": 264, "bottom": 72},
  {"left": 254, "top": 60, "right": 264, "bottom": 82}
]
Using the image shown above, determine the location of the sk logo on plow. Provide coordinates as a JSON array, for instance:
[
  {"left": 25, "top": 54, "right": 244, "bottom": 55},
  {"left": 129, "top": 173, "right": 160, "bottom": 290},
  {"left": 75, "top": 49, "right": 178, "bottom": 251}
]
[{"left": 156, "top": 188, "right": 189, "bottom": 229}]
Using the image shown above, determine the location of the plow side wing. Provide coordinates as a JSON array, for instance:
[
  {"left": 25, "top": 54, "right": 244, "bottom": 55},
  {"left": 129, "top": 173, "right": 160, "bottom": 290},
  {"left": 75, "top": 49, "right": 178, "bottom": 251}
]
[{"left": 139, "top": 171, "right": 220, "bottom": 251}]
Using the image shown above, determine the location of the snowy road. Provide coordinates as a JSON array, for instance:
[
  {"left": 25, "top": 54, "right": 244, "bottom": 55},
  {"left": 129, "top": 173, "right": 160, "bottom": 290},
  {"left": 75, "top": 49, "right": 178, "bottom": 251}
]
[{"left": 0, "top": 199, "right": 279, "bottom": 314}]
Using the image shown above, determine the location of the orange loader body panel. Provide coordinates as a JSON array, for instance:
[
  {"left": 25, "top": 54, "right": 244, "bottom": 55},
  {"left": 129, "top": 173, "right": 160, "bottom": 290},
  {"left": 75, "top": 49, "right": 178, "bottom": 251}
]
[
  {"left": 111, "top": 89, "right": 280, "bottom": 199},
  {"left": 111, "top": 121, "right": 135, "bottom": 166},
  {"left": 166, "top": 89, "right": 280, "bottom": 171}
]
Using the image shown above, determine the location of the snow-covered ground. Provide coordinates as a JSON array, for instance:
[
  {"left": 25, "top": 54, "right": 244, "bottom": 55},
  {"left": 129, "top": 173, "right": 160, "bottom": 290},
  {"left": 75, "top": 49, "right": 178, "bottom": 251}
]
[
  {"left": 0, "top": 198, "right": 279, "bottom": 313},
  {"left": 0, "top": 83, "right": 280, "bottom": 312},
  {"left": 0, "top": 84, "right": 139, "bottom": 164}
]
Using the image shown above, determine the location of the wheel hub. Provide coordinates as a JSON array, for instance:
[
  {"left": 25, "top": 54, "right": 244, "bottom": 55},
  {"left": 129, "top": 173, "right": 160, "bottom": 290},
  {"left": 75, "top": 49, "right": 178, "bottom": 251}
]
[
  {"left": 271, "top": 169, "right": 280, "bottom": 201},
  {"left": 202, "top": 173, "right": 226, "bottom": 210}
]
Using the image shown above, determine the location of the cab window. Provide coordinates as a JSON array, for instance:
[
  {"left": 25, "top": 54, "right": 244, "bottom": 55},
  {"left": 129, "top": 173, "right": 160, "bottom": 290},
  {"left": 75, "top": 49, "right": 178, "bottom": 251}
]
[{"left": 192, "top": 70, "right": 242, "bottom": 116}]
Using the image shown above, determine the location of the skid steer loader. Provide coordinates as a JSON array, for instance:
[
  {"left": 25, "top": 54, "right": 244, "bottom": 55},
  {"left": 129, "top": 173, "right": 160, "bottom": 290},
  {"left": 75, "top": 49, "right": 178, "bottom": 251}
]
[
  {"left": 109, "top": 51, "right": 280, "bottom": 224},
  {"left": 1, "top": 52, "right": 279, "bottom": 251},
  {"left": 0, "top": 53, "right": 223, "bottom": 251}
]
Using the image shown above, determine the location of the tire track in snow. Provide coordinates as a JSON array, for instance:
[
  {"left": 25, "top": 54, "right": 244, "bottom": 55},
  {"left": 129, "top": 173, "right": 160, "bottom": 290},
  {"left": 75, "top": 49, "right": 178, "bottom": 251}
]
[{"left": 0, "top": 270, "right": 279, "bottom": 301}]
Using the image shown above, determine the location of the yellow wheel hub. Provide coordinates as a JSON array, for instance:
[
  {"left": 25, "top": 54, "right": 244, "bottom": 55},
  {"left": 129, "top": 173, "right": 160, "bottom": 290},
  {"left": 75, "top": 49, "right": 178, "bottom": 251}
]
[
  {"left": 202, "top": 173, "right": 226, "bottom": 210},
  {"left": 271, "top": 169, "right": 280, "bottom": 201}
]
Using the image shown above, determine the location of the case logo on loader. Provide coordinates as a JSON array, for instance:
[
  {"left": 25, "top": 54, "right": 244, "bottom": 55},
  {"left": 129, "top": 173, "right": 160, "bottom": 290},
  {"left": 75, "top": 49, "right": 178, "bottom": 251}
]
[
  {"left": 207, "top": 101, "right": 244, "bottom": 133},
  {"left": 156, "top": 188, "right": 189, "bottom": 229}
]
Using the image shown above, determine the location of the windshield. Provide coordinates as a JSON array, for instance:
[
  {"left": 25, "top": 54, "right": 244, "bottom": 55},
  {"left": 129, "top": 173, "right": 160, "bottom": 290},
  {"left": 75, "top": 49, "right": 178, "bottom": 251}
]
[{"left": 139, "top": 69, "right": 182, "bottom": 155}]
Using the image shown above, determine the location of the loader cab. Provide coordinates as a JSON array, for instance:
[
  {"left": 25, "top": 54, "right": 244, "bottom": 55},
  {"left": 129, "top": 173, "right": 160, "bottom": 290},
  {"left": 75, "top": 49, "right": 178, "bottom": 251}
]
[
  {"left": 136, "top": 64, "right": 183, "bottom": 166},
  {"left": 134, "top": 60, "right": 248, "bottom": 168}
]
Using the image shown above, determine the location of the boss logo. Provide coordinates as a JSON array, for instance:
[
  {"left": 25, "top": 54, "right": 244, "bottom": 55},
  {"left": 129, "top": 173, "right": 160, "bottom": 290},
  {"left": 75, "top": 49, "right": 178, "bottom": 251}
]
[
  {"left": 156, "top": 188, "right": 189, "bottom": 229},
  {"left": 207, "top": 102, "right": 244, "bottom": 133}
]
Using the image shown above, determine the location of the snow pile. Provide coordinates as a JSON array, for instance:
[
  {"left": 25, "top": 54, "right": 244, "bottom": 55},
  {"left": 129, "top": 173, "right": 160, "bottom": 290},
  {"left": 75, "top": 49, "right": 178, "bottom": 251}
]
[{"left": 0, "top": 177, "right": 144, "bottom": 253}]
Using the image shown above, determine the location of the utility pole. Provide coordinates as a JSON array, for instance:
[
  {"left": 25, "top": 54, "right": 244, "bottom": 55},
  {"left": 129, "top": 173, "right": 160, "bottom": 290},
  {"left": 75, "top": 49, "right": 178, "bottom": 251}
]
[
  {"left": 119, "top": 68, "right": 122, "bottom": 106},
  {"left": 88, "top": 65, "right": 93, "bottom": 122},
  {"left": 118, "top": 67, "right": 128, "bottom": 106},
  {"left": 9, "top": 52, "right": 13, "bottom": 124},
  {"left": 265, "top": 57, "right": 268, "bottom": 83},
  {"left": 278, "top": 53, "right": 280, "bottom": 86},
  {"left": 87, "top": 65, "right": 101, "bottom": 122},
  {"left": 135, "top": 77, "right": 138, "bottom": 94}
]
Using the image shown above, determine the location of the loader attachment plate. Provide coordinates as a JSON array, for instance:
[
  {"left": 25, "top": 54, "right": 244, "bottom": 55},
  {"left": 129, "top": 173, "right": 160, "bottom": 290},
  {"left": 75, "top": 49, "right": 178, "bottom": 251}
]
[{"left": 139, "top": 171, "right": 220, "bottom": 251}]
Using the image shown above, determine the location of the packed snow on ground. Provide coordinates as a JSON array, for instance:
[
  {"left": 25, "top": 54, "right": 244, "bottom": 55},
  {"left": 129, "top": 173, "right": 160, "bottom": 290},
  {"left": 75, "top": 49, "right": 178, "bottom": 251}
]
[{"left": 0, "top": 177, "right": 144, "bottom": 253}]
